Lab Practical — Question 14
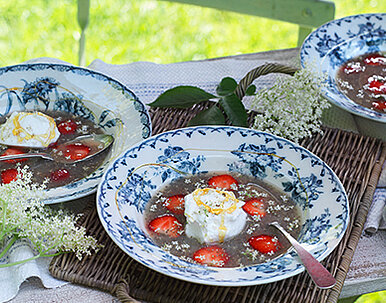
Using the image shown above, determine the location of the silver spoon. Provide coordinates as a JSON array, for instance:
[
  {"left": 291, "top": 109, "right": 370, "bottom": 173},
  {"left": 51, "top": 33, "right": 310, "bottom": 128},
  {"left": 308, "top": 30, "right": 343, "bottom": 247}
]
[
  {"left": 0, "top": 134, "right": 114, "bottom": 163},
  {"left": 270, "top": 221, "right": 336, "bottom": 289}
]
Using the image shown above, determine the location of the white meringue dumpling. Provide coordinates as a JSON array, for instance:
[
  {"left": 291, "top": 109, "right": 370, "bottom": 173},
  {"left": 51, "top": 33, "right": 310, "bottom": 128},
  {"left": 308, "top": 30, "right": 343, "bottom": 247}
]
[
  {"left": 0, "top": 111, "right": 60, "bottom": 148},
  {"left": 184, "top": 188, "right": 247, "bottom": 244}
]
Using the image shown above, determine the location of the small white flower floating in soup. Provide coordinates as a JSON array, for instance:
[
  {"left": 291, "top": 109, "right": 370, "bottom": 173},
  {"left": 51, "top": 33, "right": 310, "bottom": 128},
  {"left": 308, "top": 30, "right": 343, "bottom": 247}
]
[
  {"left": 0, "top": 111, "right": 111, "bottom": 187},
  {"left": 146, "top": 172, "right": 303, "bottom": 268}
]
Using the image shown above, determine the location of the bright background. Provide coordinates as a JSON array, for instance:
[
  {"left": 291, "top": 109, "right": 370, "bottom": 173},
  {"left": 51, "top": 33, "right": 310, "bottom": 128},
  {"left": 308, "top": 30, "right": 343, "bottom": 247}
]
[
  {"left": 0, "top": 0, "right": 384, "bottom": 66},
  {"left": 0, "top": 0, "right": 385, "bottom": 302}
]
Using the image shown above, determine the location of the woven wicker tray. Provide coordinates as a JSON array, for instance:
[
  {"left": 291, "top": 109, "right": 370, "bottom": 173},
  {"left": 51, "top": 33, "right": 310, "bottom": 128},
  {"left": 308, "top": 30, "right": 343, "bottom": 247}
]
[{"left": 50, "top": 64, "right": 386, "bottom": 303}]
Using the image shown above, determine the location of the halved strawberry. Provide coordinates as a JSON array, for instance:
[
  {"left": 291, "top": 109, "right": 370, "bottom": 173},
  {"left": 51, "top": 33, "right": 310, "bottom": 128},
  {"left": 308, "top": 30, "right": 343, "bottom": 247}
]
[
  {"left": 50, "top": 169, "right": 70, "bottom": 182},
  {"left": 164, "top": 194, "right": 185, "bottom": 214},
  {"left": 57, "top": 119, "right": 78, "bottom": 135},
  {"left": 208, "top": 174, "right": 238, "bottom": 190},
  {"left": 148, "top": 215, "right": 183, "bottom": 238},
  {"left": 58, "top": 143, "right": 91, "bottom": 161},
  {"left": 242, "top": 198, "right": 266, "bottom": 218},
  {"left": 367, "top": 78, "right": 386, "bottom": 95},
  {"left": 372, "top": 101, "right": 386, "bottom": 111},
  {"left": 1, "top": 168, "right": 19, "bottom": 184},
  {"left": 0, "top": 147, "right": 27, "bottom": 163},
  {"left": 341, "top": 62, "right": 362, "bottom": 74},
  {"left": 363, "top": 53, "right": 386, "bottom": 66},
  {"left": 248, "top": 235, "right": 281, "bottom": 254},
  {"left": 193, "top": 245, "right": 229, "bottom": 267}
]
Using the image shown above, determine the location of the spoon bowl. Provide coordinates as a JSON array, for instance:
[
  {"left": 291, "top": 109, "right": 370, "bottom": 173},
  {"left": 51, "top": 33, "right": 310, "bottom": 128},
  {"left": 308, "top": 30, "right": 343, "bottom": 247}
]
[
  {"left": 270, "top": 221, "right": 336, "bottom": 289},
  {"left": 0, "top": 134, "right": 114, "bottom": 163}
]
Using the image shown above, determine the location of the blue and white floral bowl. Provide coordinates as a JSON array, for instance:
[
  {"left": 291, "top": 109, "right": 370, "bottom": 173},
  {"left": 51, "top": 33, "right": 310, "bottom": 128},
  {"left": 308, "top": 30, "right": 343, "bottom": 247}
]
[
  {"left": 97, "top": 126, "right": 349, "bottom": 286},
  {"left": 0, "top": 63, "right": 151, "bottom": 204},
  {"left": 300, "top": 13, "right": 386, "bottom": 139}
]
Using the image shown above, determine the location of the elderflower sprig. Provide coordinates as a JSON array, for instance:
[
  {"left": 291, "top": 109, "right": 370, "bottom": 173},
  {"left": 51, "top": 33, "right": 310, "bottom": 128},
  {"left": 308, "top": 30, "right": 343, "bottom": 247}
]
[
  {"left": 250, "top": 65, "right": 329, "bottom": 143},
  {"left": 0, "top": 166, "right": 101, "bottom": 268}
]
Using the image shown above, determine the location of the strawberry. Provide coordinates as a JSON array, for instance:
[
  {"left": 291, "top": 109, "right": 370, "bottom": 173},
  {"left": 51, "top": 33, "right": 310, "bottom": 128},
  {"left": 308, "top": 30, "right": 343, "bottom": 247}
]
[
  {"left": 148, "top": 215, "right": 183, "bottom": 238},
  {"left": 363, "top": 53, "right": 386, "bottom": 66},
  {"left": 193, "top": 245, "right": 229, "bottom": 267},
  {"left": 372, "top": 101, "right": 386, "bottom": 111},
  {"left": 50, "top": 169, "right": 70, "bottom": 182},
  {"left": 0, "top": 147, "right": 27, "bottom": 163},
  {"left": 57, "top": 119, "right": 78, "bottom": 135},
  {"left": 341, "top": 62, "right": 362, "bottom": 74},
  {"left": 1, "top": 168, "right": 19, "bottom": 184},
  {"left": 367, "top": 78, "right": 386, "bottom": 95},
  {"left": 242, "top": 198, "right": 266, "bottom": 218},
  {"left": 58, "top": 143, "right": 91, "bottom": 161},
  {"left": 164, "top": 194, "right": 185, "bottom": 214},
  {"left": 248, "top": 235, "right": 281, "bottom": 254},
  {"left": 208, "top": 174, "right": 238, "bottom": 190}
]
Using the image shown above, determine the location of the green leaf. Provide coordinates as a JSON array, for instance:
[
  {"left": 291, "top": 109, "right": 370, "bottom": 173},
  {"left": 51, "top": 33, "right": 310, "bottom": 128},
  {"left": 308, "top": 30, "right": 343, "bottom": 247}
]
[
  {"left": 219, "top": 94, "right": 248, "bottom": 127},
  {"left": 216, "top": 77, "right": 237, "bottom": 96},
  {"left": 148, "top": 86, "right": 216, "bottom": 108},
  {"left": 245, "top": 84, "right": 256, "bottom": 96},
  {"left": 187, "top": 105, "right": 226, "bottom": 126}
]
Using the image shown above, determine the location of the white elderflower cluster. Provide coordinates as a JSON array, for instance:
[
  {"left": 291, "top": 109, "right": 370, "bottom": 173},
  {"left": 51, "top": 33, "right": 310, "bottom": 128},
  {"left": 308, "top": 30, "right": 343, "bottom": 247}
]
[
  {"left": 0, "top": 167, "right": 100, "bottom": 266},
  {"left": 250, "top": 65, "right": 329, "bottom": 143}
]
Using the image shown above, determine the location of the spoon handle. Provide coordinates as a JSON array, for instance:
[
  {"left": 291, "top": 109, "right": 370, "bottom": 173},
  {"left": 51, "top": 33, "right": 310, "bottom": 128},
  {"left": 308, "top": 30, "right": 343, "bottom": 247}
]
[
  {"left": 0, "top": 153, "right": 53, "bottom": 162},
  {"left": 271, "top": 222, "right": 336, "bottom": 289}
]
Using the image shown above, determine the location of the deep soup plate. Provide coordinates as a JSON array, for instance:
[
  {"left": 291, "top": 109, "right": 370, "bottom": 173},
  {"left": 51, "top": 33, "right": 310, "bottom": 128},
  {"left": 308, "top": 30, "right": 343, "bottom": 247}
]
[
  {"left": 0, "top": 63, "right": 151, "bottom": 204},
  {"left": 97, "top": 126, "right": 349, "bottom": 286},
  {"left": 300, "top": 13, "right": 386, "bottom": 139}
]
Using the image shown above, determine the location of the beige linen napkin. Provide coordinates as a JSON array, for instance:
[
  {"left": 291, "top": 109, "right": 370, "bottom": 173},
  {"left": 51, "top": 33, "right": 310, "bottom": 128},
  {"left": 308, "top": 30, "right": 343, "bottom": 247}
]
[{"left": 364, "top": 162, "right": 386, "bottom": 234}]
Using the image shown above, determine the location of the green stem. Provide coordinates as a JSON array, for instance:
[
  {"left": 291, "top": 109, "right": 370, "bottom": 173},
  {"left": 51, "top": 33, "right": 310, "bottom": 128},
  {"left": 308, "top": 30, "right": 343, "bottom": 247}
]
[
  {"left": 0, "top": 230, "right": 6, "bottom": 241},
  {"left": 0, "top": 228, "right": 64, "bottom": 267},
  {"left": 0, "top": 254, "right": 41, "bottom": 268},
  {"left": 40, "top": 251, "right": 63, "bottom": 258},
  {"left": 0, "top": 197, "right": 7, "bottom": 239},
  {"left": 0, "top": 248, "right": 63, "bottom": 268},
  {"left": 0, "top": 235, "right": 17, "bottom": 259}
]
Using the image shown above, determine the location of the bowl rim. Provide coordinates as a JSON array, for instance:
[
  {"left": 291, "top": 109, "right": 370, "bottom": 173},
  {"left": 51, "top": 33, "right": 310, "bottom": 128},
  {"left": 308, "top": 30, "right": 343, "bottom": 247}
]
[{"left": 96, "top": 125, "right": 349, "bottom": 286}]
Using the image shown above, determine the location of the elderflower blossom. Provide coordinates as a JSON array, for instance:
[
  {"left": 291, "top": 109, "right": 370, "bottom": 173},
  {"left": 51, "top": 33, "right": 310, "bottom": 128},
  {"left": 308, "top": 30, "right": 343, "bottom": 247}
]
[
  {"left": 250, "top": 65, "right": 329, "bottom": 143},
  {"left": 0, "top": 167, "right": 100, "bottom": 265}
]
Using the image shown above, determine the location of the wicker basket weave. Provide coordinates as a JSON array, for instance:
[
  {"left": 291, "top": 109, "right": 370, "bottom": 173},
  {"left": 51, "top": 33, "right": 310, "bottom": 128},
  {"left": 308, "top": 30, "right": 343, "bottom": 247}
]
[{"left": 49, "top": 63, "right": 386, "bottom": 303}]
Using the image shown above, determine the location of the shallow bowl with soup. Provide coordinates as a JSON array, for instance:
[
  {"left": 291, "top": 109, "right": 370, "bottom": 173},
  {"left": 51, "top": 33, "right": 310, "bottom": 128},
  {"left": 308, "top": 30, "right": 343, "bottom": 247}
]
[
  {"left": 0, "top": 63, "right": 151, "bottom": 204},
  {"left": 300, "top": 13, "right": 386, "bottom": 139},
  {"left": 96, "top": 126, "right": 349, "bottom": 286}
]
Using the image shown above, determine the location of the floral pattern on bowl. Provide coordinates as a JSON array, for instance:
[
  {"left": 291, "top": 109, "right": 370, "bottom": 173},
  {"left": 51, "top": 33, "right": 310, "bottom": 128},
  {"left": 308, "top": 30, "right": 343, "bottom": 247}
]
[
  {"left": 0, "top": 63, "right": 151, "bottom": 204},
  {"left": 300, "top": 13, "right": 386, "bottom": 122},
  {"left": 97, "top": 126, "right": 349, "bottom": 286}
]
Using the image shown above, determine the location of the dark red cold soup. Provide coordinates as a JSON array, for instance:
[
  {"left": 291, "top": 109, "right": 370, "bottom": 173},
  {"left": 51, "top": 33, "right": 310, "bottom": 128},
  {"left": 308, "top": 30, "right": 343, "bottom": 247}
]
[
  {"left": 336, "top": 52, "right": 386, "bottom": 113},
  {"left": 0, "top": 110, "right": 111, "bottom": 188},
  {"left": 145, "top": 172, "right": 303, "bottom": 268}
]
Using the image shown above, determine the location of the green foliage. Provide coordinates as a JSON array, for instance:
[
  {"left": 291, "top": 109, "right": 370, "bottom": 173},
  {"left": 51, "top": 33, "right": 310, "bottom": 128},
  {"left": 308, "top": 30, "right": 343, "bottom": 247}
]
[
  {"left": 245, "top": 85, "right": 256, "bottom": 96},
  {"left": 218, "top": 94, "right": 248, "bottom": 127},
  {"left": 355, "top": 291, "right": 386, "bottom": 303},
  {"left": 188, "top": 106, "right": 225, "bottom": 126},
  {"left": 216, "top": 77, "right": 237, "bottom": 96},
  {"left": 150, "top": 76, "right": 248, "bottom": 127},
  {"left": 0, "top": 0, "right": 383, "bottom": 66},
  {"left": 148, "top": 86, "right": 216, "bottom": 108}
]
